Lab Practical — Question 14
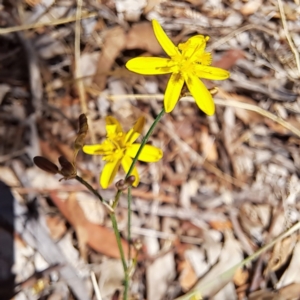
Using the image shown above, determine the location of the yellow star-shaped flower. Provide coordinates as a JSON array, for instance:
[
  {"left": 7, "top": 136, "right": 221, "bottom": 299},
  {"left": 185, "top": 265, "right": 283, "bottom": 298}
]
[
  {"left": 126, "top": 20, "right": 230, "bottom": 115},
  {"left": 83, "top": 116, "right": 163, "bottom": 189}
]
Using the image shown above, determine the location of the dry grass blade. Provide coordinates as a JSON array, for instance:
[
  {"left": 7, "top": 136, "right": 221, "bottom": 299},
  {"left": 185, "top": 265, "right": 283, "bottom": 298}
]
[
  {"left": 75, "top": 0, "right": 87, "bottom": 114},
  {"left": 109, "top": 94, "right": 300, "bottom": 138},
  {"left": 0, "top": 12, "right": 97, "bottom": 35},
  {"left": 277, "top": 0, "right": 300, "bottom": 77},
  {"left": 213, "top": 98, "right": 300, "bottom": 138},
  {"left": 91, "top": 271, "right": 102, "bottom": 300},
  {"left": 177, "top": 221, "right": 300, "bottom": 300}
]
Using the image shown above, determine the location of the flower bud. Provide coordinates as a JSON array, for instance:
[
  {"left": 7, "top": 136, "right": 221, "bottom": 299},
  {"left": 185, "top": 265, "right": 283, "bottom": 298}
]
[
  {"left": 33, "top": 156, "right": 59, "bottom": 174},
  {"left": 58, "top": 156, "right": 76, "bottom": 179},
  {"left": 74, "top": 114, "right": 88, "bottom": 151},
  {"left": 115, "top": 179, "right": 126, "bottom": 190},
  {"left": 126, "top": 175, "right": 136, "bottom": 186},
  {"left": 78, "top": 114, "right": 88, "bottom": 135}
]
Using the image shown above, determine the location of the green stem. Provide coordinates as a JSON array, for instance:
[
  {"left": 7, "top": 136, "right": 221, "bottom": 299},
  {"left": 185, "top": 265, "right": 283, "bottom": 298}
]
[
  {"left": 110, "top": 213, "right": 127, "bottom": 272},
  {"left": 125, "top": 109, "right": 165, "bottom": 181},
  {"left": 113, "top": 108, "right": 165, "bottom": 208},
  {"left": 127, "top": 186, "right": 132, "bottom": 263},
  {"left": 75, "top": 175, "right": 104, "bottom": 203},
  {"left": 124, "top": 271, "right": 129, "bottom": 300},
  {"left": 74, "top": 171, "right": 129, "bottom": 297},
  {"left": 110, "top": 212, "right": 129, "bottom": 300}
]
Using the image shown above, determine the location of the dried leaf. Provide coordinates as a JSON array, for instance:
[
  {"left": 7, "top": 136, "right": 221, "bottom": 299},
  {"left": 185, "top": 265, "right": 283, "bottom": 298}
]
[
  {"left": 266, "top": 236, "right": 295, "bottom": 273},
  {"left": 66, "top": 193, "right": 89, "bottom": 261},
  {"left": 192, "top": 230, "right": 243, "bottom": 298},
  {"left": 276, "top": 240, "right": 300, "bottom": 289},
  {"left": 199, "top": 125, "right": 218, "bottom": 162},
  {"left": 179, "top": 258, "right": 198, "bottom": 292},
  {"left": 45, "top": 215, "right": 67, "bottom": 240},
  {"left": 277, "top": 283, "right": 300, "bottom": 299},
  {"left": 93, "top": 26, "right": 126, "bottom": 91},
  {"left": 147, "top": 252, "right": 175, "bottom": 300},
  {"left": 240, "top": 0, "right": 263, "bottom": 15},
  {"left": 126, "top": 22, "right": 162, "bottom": 55},
  {"left": 50, "top": 192, "right": 131, "bottom": 259},
  {"left": 213, "top": 49, "right": 245, "bottom": 70},
  {"left": 233, "top": 267, "right": 249, "bottom": 287}
]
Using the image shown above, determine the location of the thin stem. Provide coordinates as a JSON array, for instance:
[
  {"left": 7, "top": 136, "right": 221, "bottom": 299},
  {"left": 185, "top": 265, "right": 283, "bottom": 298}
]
[
  {"left": 126, "top": 109, "right": 165, "bottom": 181},
  {"left": 75, "top": 175, "right": 103, "bottom": 203},
  {"left": 74, "top": 175, "right": 128, "bottom": 298},
  {"left": 109, "top": 212, "right": 128, "bottom": 271},
  {"left": 124, "top": 271, "right": 129, "bottom": 300},
  {"left": 113, "top": 109, "right": 165, "bottom": 208},
  {"left": 127, "top": 186, "right": 132, "bottom": 263}
]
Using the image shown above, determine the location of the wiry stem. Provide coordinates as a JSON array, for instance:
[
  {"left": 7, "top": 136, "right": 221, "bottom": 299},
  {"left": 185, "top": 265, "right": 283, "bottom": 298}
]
[
  {"left": 75, "top": 175, "right": 128, "bottom": 299},
  {"left": 75, "top": 175, "right": 104, "bottom": 203}
]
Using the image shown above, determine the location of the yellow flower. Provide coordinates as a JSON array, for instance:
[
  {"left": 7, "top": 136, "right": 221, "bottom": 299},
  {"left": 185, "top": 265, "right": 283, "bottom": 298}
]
[
  {"left": 126, "top": 20, "right": 230, "bottom": 115},
  {"left": 83, "top": 116, "right": 163, "bottom": 189}
]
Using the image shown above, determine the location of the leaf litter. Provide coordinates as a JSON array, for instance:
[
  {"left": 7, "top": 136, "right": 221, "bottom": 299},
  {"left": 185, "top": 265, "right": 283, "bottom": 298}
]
[{"left": 1, "top": 0, "right": 300, "bottom": 299}]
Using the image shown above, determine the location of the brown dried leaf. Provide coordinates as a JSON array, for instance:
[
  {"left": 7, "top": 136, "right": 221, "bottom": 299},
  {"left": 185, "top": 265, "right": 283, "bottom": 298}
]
[
  {"left": 25, "top": 0, "right": 41, "bottom": 6},
  {"left": 233, "top": 267, "right": 249, "bottom": 287},
  {"left": 146, "top": 252, "right": 176, "bottom": 300},
  {"left": 266, "top": 236, "right": 295, "bottom": 273},
  {"left": 126, "top": 22, "right": 162, "bottom": 55},
  {"left": 248, "top": 289, "right": 277, "bottom": 300},
  {"left": 93, "top": 26, "right": 126, "bottom": 91},
  {"left": 278, "top": 283, "right": 300, "bottom": 299},
  {"left": 208, "top": 220, "right": 233, "bottom": 231},
  {"left": 213, "top": 49, "right": 245, "bottom": 70},
  {"left": 66, "top": 193, "right": 89, "bottom": 261},
  {"left": 199, "top": 125, "right": 218, "bottom": 162},
  {"left": 264, "top": 118, "right": 289, "bottom": 135},
  {"left": 45, "top": 215, "right": 67, "bottom": 240},
  {"left": 179, "top": 258, "right": 198, "bottom": 292},
  {"left": 192, "top": 230, "right": 242, "bottom": 298},
  {"left": 218, "top": 89, "right": 263, "bottom": 125},
  {"left": 50, "top": 192, "right": 131, "bottom": 259},
  {"left": 144, "top": 0, "right": 161, "bottom": 14},
  {"left": 277, "top": 240, "right": 300, "bottom": 289},
  {"left": 240, "top": 0, "right": 262, "bottom": 16}
]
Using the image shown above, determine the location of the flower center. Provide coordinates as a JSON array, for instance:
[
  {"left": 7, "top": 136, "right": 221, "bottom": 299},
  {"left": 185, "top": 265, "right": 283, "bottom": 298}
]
[
  {"left": 102, "top": 133, "right": 127, "bottom": 162},
  {"left": 173, "top": 55, "right": 195, "bottom": 74}
]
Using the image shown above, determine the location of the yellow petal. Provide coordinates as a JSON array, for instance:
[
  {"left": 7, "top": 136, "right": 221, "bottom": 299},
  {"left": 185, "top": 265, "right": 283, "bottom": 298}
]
[
  {"left": 83, "top": 143, "right": 112, "bottom": 155},
  {"left": 126, "top": 144, "right": 163, "bottom": 162},
  {"left": 126, "top": 57, "right": 175, "bottom": 75},
  {"left": 194, "top": 65, "right": 230, "bottom": 80},
  {"left": 194, "top": 52, "right": 212, "bottom": 66},
  {"left": 105, "top": 116, "right": 123, "bottom": 138},
  {"left": 100, "top": 159, "right": 121, "bottom": 188},
  {"left": 125, "top": 116, "right": 145, "bottom": 144},
  {"left": 179, "top": 35, "right": 208, "bottom": 59},
  {"left": 121, "top": 155, "right": 140, "bottom": 187},
  {"left": 184, "top": 73, "right": 215, "bottom": 116},
  {"left": 152, "top": 20, "right": 180, "bottom": 57},
  {"left": 164, "top": 72, "right": 185, "bottom": 113}
]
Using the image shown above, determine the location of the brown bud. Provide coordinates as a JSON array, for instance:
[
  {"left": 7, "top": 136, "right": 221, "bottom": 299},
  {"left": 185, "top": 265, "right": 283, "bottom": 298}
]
[
  {"left": 126, "top": 175, "right": 136, "bottom": 186},
  {"left": 115, "top": 175, "right": 136, "bottom": 190},
  {"left": 58, "top": 156, "right": 76, "bottom": 179},
  {"left": 33, "top": 156, "right": 59, "bottom": 174},
  {"left": 115, "top": 179, "right": 126, "bottom": 190},
  {"left": 74, "top": 114, "right": 88, "bottom": 151},
  {"left": 78, "top": 114, "right": 88, "bottom": 135}
]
